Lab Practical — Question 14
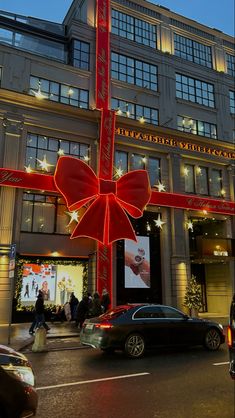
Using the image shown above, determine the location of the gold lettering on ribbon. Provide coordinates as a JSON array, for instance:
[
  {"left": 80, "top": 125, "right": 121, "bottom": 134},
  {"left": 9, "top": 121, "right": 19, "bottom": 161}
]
[{"left": 0, "top": 171, "right": 22, "bottom": 184}]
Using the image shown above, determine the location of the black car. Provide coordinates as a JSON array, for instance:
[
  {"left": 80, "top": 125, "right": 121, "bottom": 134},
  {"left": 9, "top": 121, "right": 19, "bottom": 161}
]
[
  {"left": 227, "top": 294, "right": 235, "bottom": 380},
  {"left": 0, "top": 345, "right": 38, "bottom": 417},
  {"left": 80, "top": 304, "right": 225, "bottom": 358}
]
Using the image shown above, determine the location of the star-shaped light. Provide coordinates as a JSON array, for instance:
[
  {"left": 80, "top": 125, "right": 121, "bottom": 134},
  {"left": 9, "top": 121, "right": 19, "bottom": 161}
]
[
  {"left": 114, "top": 166, "right": 124, "bottom": 178},
  {"left": 84, "top": 155, "right": 90, "bottom": 162},
  {"left": 57, "top": 148, "right": 65, "bottom": 156},
  {"left": 184, "top": 167, "right": 189, "bottom": 176},
  {"left": 31, "top": 83, "right": 47, "bottom": 100},
  {"left": 65, "top": 210, "right": 79, "bottom": 226},
  {"left": 36, "top": 155, "right": 54, "bottom": 172},
  {"left": 154, "top": 214, "right": 165, "bottom": 229},
  {"left": 187, "top": 221, "right": 193, "bottom": 231},
  {"left": 139, "top": 116, "right": 145, "bottom": 124},
  {"left": 155, "top": 181, "right": 166, "bottom": 192},
  {"left": 24, "top": 164, "right": 33, "bottom": 173},
  {"left": 116, "top": 108, "right": 122, "bottom": 116}
]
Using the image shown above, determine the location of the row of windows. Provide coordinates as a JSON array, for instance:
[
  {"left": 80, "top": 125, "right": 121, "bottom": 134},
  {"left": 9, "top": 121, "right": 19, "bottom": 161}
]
[
  {"left": 184, "top": 164, "right": 224, "bottom": 197},
  {"left": 177, "top": 116, "right": 217, "bottom": 139},
  {"left": 176, "top": 73, "right": 215, "bottom": 108},
  {"left": 111, "top": 9, "right": 156, "bottom": 48},
  {"left": 25, "top": 133, "right": 90, "bottom": 174},
  {"left": 174, "top": 34, "right": 212, "bottom": 68},
  {"left": 29, "top": 76, "right": 89, "bottom": 108},
  {"left": 111, "top": 98, "right": 159, "bottom": 125},
  {"left": 1, "top": 16, "right": 234, "bottom": 77},
  {"left": 111, "top": 52, "right": 158, "bottom": 91}
]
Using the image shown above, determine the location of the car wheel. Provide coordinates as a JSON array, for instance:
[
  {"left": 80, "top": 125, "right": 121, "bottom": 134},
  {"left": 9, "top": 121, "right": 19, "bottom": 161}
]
[
  {"left": 124, "top": 334, "right": 145, "bottom": 358},
  {"left": 204, "top": 328, "right": 221, "bottom": 351}
]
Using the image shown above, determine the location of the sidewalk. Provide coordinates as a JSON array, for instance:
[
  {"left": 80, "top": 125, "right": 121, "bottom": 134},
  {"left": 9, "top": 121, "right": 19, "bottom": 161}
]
[{"left": 7, "top": 321, "right": 80, "bottom": 352}]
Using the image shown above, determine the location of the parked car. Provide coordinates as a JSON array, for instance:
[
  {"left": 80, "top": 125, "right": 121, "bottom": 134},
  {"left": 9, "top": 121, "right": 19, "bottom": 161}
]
[
  {"left": 80, "top": 304, "right": 225, "bottom": 358},
  {"left": 227, "top": 294, "right": 235, "bottom": 380},
  {"left": 0, "top": 344, "right": 38, "bottom": 417}
]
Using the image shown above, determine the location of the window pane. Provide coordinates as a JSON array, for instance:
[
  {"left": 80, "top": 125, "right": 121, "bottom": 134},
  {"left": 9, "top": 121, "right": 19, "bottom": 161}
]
[{"left": 184, "top": 164, "right": 194, "bottom": 193}]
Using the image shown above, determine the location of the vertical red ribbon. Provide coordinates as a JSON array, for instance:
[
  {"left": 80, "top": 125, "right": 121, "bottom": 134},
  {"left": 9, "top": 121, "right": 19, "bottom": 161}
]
[{"left": 96, "top": 0, "right": 114, "bottom": 301}]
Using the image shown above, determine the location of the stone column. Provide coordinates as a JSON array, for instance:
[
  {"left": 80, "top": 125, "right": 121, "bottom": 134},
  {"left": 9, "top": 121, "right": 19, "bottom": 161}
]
[
  {"left": 168, "top": 153, "right": 191, "bottom": 310},
  {"left": 0, "top": 115, "right": 24, "bottom": 344}
]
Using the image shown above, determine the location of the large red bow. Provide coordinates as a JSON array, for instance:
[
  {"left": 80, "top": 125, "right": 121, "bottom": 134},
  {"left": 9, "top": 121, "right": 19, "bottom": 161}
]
[{"left": 54, "top": 156, "right": 151, "bottom": 244}]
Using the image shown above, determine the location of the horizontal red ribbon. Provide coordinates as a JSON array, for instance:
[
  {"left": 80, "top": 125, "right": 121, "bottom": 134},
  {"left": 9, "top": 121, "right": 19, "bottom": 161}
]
[{"left": 0, "top": 168, "right": 234, "bottom": 216}]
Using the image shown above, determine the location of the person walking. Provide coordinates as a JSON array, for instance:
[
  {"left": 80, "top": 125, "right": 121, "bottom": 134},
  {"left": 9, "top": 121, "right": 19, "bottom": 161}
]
[
  {"left": 101, "top": 288, "right": 111, "bottom": 313},
  {"left": 76, "top": 295, "right": 89, "bottom": 329},
  {"left": 89, "top": 292, "right": 103, "bottom": 318},
  {"left": 69, "top": 292, "right": 79, "bottom": 321},
  {"left": 29, "top": 290, "right": 50, "bottom": 334}
]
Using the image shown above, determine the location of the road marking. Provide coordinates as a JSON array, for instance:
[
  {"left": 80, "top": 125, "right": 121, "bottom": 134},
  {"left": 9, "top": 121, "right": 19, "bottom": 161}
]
[
  {"left": 36, "top": 372, "right": 150, "bottom": 391},
  {"left": 213, "top": 361, "right": 229, "bottom": 366}
]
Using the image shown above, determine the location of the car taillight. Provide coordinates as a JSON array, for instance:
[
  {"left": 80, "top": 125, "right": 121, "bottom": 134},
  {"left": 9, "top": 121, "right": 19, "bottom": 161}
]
[
  {"left": 227, "top": 326, "right": 232, "bottom": 347},
  {"left": 95, "top": 323, "right": 113, "bottom": 329}
]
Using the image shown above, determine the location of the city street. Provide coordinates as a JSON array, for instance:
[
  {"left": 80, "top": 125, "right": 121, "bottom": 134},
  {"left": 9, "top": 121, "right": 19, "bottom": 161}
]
[{"left": 27, "top": 343, "right": 234, "bottom": 418}]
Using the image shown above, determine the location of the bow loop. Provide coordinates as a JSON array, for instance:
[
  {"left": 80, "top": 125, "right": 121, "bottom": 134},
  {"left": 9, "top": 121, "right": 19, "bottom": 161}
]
[{"left": 54, "top": 156, "right": 151, "bottom": 245}]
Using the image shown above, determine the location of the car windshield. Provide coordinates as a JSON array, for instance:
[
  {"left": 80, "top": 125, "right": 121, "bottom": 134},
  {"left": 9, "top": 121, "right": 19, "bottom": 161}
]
[{"left": 100, "top": 306, "right": 131, "bottom": 320}]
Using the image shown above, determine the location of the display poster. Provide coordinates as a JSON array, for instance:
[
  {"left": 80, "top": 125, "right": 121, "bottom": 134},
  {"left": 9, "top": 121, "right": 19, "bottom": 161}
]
[
  {"left": 21, "top": 263, "right": 84, "bottom": 306},
  {"left": 21, "top": 264, "right": 56, "bottom": 304},
  {"left": 56, "top": 265, "right": 84, "bottom": 305},
  {"left": 124, "top": 236, "right": 150, "bottom": 288}
]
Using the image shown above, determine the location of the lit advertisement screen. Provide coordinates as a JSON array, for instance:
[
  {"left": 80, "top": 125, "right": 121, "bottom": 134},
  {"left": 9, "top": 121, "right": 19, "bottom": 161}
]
[{"left": 124, "top": 236, "right": 150, "bottom": 288}]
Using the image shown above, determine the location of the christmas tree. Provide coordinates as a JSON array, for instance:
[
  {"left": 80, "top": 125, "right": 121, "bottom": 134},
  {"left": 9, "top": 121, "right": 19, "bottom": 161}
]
[{"left": 184, "top": 275, "right": 202, "bottom": 314}]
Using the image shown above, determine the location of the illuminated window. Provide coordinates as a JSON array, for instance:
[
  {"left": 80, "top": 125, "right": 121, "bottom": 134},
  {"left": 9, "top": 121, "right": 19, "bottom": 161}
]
[
  {"left": 21, "top": 194, "right": 81, "bottom": 234},
  {"left": 112, "top": 98, "right": 158, "bottom": 125},
  {"left": 177, "top": 116, "right": 217, "bottom": 139},
  {"left": 210, "top": 169, "right": 222, "bottom": 197},
  {"left": 26, "top": 133, "right": 90, "bottom": 175},
  {"left": 184, "top": 164, "right": 195, "bottom": 193},
  {"left": 176, "top": 73, "right": 215, "bottom": 108},
  {"left": 112, "top": 9, "right": 156, "bottom": 48},
  {"left": 197, "top": 166, "right": 209, "bottom": 195},
  {"left": 29, "top": 76, "right": 89, "bottom": 108},
  {"left": 115, "top": 151, "right": 161, "bottom": 187},
  {"left": 174, "top": 34, "right": 212, "bottom": 68}
]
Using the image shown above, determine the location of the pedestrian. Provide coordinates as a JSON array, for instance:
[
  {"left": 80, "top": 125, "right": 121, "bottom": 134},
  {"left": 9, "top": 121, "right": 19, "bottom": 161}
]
[
  {"left": 29, "top": 290, "right": 50, "bottom": 335},
  {"left": 88, "top": 292, "right": 103, "bottom": 318},
  {"left": 76, "top": 295, "right": 89, "bottom": 329},
  {"left": 24, "top": 283, "right": 29, "bottom": 298},
  {"left": 101, "top": 288, "right": 111, "bottom": 313},
  {"left": 64, "top": 301, "right": 72, "bottom": 321},
  {"left": 69, "top": 292, "right": 79, "bottom": 321}
]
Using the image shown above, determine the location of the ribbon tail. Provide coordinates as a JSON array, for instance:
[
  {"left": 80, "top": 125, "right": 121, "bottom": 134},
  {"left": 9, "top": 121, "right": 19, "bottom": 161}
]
[
  {"left": 108, "top": 196, "right": 137, "bottom": 244},
  {"left": 71, "top": 196, "right": 107, "bottom": 243}
]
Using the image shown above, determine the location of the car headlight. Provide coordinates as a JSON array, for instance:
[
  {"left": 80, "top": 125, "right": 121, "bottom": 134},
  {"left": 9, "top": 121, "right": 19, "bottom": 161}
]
[{"left": 3, "top": 366, "right": 35, "bottom": 387}]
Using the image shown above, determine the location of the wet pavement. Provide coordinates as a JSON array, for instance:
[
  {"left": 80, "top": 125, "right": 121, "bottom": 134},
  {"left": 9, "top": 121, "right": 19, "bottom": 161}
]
[{"left": 7, "top": 321, "right": 81, "bottom": 352}]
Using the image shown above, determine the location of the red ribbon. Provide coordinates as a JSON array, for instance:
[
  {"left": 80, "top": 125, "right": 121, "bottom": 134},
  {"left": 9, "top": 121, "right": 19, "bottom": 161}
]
[{"left": 54, "top": 156, "right": 151, "bottom": 245}]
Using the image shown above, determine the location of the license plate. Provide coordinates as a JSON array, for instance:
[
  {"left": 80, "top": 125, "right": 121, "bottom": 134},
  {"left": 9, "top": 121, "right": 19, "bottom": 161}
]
[{"left": 86, "top": 323, "right": 94, "bottom": 330}]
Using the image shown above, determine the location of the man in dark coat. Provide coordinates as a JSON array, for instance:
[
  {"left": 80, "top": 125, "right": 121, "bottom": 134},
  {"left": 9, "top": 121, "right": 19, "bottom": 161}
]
[
  {"left": 76, "top": 295, "right": 89, "bottom": 329},
  {"left": 29, "top": 290, "right": 50, "bottom": 334}
]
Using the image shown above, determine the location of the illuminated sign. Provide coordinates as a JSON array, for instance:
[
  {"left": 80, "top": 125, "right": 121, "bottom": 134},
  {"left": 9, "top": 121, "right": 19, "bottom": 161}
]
[
  {"left": 115, "top": 127, "right": 235, "bottom": 160},
  {"left": 213, "top": 250, "right": 228, "bottom": 256}
]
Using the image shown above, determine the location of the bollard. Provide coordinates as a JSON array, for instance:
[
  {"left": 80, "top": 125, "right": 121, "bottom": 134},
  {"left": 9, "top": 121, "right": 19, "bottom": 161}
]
[{"left": 32, "top": 326, "right": 47, "bottom": 352}]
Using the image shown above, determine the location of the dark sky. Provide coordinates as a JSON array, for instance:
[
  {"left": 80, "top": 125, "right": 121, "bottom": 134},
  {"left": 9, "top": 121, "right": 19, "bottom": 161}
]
[{"left": 0, "top": 0, "right": 234, "bottom": 36}]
